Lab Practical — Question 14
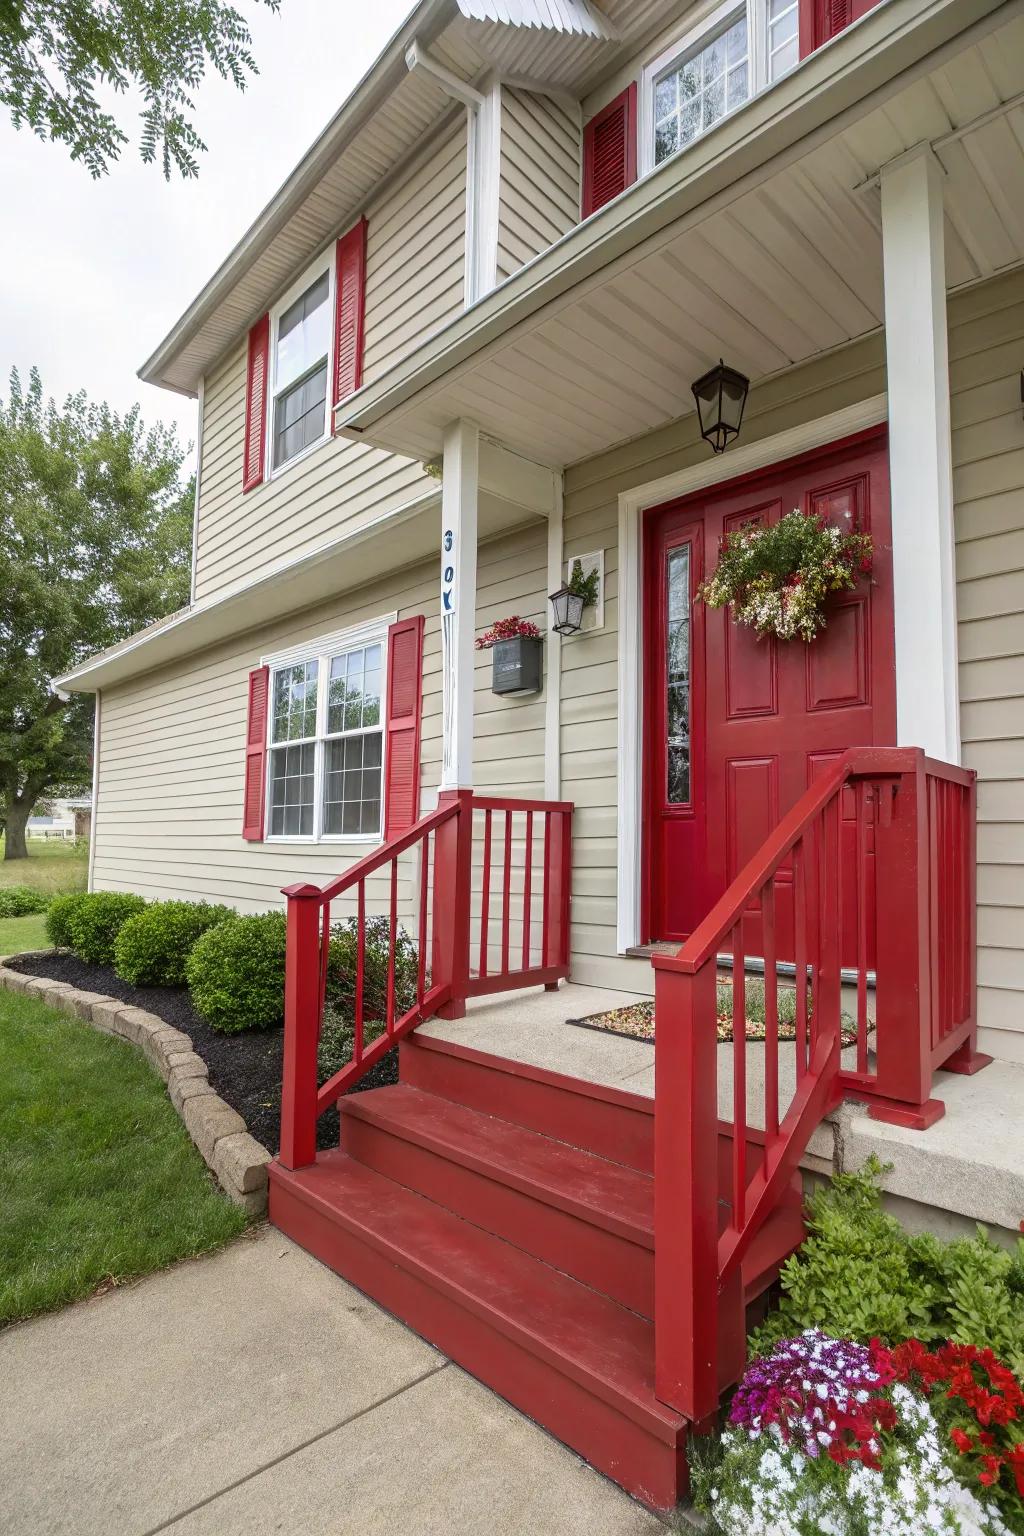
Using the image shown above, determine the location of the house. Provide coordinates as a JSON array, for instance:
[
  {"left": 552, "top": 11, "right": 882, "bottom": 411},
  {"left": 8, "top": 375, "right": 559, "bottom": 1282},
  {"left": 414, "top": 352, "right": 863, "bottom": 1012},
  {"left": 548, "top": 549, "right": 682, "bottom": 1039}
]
[
  {"left": 56, "top": 0, "right": 1024, "bottom": 1510},
  {"left": 26, "top": 796, "right": 92, "bottom": 840}
]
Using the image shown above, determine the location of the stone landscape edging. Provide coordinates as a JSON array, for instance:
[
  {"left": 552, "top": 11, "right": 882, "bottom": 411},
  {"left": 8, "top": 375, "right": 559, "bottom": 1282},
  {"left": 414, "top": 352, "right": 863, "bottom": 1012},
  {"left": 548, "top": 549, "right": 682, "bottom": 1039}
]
[{"left": 0, "top": 951, "right": 272, "bottom": 1215}]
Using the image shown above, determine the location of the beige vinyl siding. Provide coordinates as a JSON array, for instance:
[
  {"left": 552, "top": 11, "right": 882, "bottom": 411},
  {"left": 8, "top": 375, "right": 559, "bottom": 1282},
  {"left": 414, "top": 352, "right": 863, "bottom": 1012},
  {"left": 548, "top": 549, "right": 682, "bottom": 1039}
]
[
  {"left": 93, "top": 521, "right": 548, "bottom": 915},
  {"left": 362, "top": 119, "right": 467, "bottom": 385},
  {"left": 951, "top": 270, "right": 1024, "bottom": 1061},
  {"left": 193, "top": 339, "right": 434, "bottom": 604},
  {"left": 497, "top": 89, "right": 581, "bottom": 283}
]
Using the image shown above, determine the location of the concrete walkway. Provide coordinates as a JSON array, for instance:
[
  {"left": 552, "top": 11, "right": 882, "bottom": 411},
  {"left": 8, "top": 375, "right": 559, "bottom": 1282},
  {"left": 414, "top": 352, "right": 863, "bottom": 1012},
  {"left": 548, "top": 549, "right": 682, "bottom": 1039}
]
[{"left": 0, "top": 1228, "right": 669, "bottom": 1536}]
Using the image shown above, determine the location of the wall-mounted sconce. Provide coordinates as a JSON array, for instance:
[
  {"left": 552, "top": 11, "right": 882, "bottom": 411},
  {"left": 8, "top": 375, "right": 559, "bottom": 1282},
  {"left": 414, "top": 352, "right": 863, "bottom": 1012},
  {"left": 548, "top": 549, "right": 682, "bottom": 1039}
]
[
  {"left": 548, "top": 582, "right": 586, "bottom": 636},
  {"left": 692, "top": 359, "right": 750, "bottom": 455}
]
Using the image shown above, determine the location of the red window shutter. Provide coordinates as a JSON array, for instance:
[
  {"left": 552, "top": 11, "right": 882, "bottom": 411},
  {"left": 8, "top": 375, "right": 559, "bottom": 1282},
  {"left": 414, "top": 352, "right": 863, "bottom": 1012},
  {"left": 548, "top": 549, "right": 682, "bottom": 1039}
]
[
  {"left": 332, "top": 216, "right": 368, "bottom": 418},
  {"left": 242, "top": 666, "right": 270, "bottom": 841},
  {"left": 242, "top": 313, "right": 270, "bottom": 492},
  {"left": 804, "top": 0, "right": 880, "bottom": 53},
  {"left": 384, "top": 616, "right": 424, "bottom": 840},
  {"left": 582, "top": 83, "right": 637, "bottom": 218}
]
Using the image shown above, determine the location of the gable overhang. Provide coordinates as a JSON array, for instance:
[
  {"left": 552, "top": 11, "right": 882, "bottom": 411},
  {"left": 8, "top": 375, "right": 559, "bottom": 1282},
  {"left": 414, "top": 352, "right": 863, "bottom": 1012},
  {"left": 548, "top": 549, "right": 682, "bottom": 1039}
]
[{"left": 331, "top": 0, "right": 1021, "bottom": 468}]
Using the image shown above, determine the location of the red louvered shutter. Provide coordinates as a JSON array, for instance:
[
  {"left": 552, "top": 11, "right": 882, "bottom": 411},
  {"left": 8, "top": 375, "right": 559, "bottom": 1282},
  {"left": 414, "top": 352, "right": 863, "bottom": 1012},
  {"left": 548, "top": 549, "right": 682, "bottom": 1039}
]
[
  {"left": 384, "top": 616, "right": 424, "bottom": 840},
  {"left": 242, "top": 666, "right": 270, "bottom": 841},
  {"left": 332, "top": 216, "right": 368, "bottom": 418},
  {"left": 582, "top": 83, "right": 637, "bottom": 218},
  {"left": 242, "top": 314, "right": 270, "bottom": 492},
  {"left": 804, "top": 0, "right": 880, "bottom": 52}
]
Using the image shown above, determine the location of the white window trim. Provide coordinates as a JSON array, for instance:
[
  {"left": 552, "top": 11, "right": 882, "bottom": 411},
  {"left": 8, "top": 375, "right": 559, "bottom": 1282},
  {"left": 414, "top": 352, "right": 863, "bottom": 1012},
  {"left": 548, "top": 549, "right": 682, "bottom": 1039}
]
[
  {"left": 639, "top": 0, "right": 796, "bottom": 177},
  {"left": 266, "top": 248, "right": 336, "bottom": 483},
  {"left": 262, "top": 612, "right": 396, "bottom": 846}
]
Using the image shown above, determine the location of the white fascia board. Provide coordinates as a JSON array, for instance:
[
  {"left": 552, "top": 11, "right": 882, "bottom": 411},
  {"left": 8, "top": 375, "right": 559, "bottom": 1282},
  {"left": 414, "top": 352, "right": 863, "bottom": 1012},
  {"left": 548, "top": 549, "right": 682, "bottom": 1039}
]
[
  {"left": 137, "top": 0, "right": 457, "bottom": 393},
  {"left": 52, "top": 489, "right": 441, "bottom": 695},
  {"left": 334, "top": 0, "right": 1008, "bottom": 444}
]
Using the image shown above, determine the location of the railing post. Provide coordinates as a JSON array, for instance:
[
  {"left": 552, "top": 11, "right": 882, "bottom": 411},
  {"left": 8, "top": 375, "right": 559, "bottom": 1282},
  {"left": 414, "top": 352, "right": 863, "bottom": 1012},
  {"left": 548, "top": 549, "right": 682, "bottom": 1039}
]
[
  {"left": 279, "top": 883, "right": 324, "bottom": 1171},
  {"left": 869, "top": 755, "right": 944, "bottom": 1127},
  {"left": 653, "top": 956, "right": 720, "bottom": 1423},
  {"left": 942, "top": 770, "right": 991, "bottom": 1076},
  {"left": 542, "top": 808, "right": 572, "bottom": 983},
  {"left": 433, "top": 790, "right": 473, "bottom": 1020}
]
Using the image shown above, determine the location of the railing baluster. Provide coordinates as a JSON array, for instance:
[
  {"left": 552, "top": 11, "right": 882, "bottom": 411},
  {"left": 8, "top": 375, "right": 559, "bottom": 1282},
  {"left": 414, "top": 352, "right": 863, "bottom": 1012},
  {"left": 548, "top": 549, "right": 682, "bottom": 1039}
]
[
  {"left": 417, "top": 833, "right": 429, "bottom": 1007},
  {"left": 354, "top": 880, "right": 365, "bottom": 1065},
  {"left": 501, "top": 809, "right": 512, "bottom": 975},
  {"left": 479, "top": 808, "right": 492, "bottom": 978},
  {"left": 855, "top": 780, "right": 869, "bottom": 1074},
  {"left": 794, "top": 836, "right": 808, "bottom": 1080},
  {"left": 387, "top": 857, "right": 398, "bottom": 1037},
  {"left": 762, "top": 878, "right": 778, "bottom": 1141},
  {"left": 522, "top": 811, "right": 533, "bottom": 970},
  {"left": 732, "top": 920, "right": 746, "bottom": 1227}
]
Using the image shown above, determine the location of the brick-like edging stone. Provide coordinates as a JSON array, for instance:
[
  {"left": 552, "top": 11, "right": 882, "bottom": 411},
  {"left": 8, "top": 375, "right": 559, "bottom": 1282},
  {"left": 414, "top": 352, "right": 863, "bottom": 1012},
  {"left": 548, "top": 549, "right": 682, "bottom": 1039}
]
[{"left": 0, "top": 959, "right": 272, "bottom": 1215}]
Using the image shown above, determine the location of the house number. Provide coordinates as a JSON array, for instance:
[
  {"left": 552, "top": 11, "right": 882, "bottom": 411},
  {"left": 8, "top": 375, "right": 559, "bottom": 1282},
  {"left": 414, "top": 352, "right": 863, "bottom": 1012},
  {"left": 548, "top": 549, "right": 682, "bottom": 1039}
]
[{"left": 441, "top": 527, "right": 456, "bottom": 615}]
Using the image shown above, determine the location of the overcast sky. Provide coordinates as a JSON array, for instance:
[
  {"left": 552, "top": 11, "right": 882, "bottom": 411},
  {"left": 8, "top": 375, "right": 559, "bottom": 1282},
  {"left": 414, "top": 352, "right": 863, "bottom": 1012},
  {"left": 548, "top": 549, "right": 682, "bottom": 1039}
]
[{"left": 0, "top": 0, "right": 411, "bottom": 462}]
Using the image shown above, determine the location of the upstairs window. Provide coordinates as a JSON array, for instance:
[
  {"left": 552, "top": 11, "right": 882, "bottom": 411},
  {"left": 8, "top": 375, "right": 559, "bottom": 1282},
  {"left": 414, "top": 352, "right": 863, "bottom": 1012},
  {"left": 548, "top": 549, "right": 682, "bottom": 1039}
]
[
  {"left": 643, "top": 0, "right": 800, "bottom": 172},
  {"left": 270, "top": 261, "right": 333, "bottom": 472}
]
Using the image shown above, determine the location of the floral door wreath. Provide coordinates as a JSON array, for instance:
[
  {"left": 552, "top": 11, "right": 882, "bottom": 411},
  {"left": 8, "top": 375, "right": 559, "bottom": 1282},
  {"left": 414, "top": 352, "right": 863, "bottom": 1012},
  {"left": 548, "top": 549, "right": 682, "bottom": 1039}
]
[{"left": 698, "top": 508, "right": 874, "bottom": 642}]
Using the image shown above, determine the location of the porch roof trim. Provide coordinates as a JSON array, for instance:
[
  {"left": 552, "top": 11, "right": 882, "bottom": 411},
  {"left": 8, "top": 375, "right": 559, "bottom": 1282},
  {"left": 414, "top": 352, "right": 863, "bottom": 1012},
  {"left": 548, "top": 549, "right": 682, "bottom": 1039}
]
[{"left": 333, "top": 0, "right": 1005, "bottom": 460}]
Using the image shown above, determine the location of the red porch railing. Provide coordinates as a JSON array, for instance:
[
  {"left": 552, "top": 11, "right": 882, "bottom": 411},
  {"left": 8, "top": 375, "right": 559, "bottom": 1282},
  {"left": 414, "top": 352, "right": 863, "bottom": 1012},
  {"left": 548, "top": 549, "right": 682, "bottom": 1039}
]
[
  {"left": 652, "top": 746, "right": 983, "bottom": 1425},
  {"left": 278, "top": 790, "right": 573, "bottom": 1171}
]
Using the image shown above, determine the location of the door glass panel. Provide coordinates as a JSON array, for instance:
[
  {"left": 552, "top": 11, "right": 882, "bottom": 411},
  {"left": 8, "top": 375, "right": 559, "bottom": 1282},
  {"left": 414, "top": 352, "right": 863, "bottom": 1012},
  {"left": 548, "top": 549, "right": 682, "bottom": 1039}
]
[{"left": 666, "top": 543, "right": 691, "bottom": 804}]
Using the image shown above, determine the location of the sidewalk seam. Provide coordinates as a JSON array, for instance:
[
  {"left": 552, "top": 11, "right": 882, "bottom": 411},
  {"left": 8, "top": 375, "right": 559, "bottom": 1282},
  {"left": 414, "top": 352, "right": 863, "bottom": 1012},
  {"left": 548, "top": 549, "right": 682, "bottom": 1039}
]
[{"left": 140, "top": 1359, "right": 449, "bottom": 1535}]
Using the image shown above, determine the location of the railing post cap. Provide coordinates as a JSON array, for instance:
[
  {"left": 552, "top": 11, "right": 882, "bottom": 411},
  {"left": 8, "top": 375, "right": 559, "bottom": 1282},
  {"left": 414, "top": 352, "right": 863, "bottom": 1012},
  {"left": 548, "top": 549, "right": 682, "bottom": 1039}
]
[{"left": 281, "top": 881, "right": 324, "bottom": 899}]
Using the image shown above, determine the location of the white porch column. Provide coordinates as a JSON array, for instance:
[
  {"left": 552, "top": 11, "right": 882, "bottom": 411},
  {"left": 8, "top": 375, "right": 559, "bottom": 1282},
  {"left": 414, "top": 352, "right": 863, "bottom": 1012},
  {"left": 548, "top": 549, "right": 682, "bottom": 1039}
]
[
  {"left": 881, "top": 144, "right": 961, "bottom": 762},
  {"left": 440, "top": 419, "right": 480, "bottom": 789}
]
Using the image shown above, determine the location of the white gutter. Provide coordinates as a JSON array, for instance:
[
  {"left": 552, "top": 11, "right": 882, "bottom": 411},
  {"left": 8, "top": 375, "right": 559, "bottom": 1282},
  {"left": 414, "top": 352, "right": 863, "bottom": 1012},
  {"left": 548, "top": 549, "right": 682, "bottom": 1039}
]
[{"left": 334, "top": 0, "right": 1010, "bottom": 442}]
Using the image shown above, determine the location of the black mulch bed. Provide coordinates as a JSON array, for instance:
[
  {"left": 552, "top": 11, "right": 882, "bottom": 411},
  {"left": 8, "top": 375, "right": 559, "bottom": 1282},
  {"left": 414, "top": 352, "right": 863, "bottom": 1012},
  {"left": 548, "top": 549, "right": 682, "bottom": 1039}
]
[{"left": 8, "top": 951, "right": 397, "bottom": 1155}]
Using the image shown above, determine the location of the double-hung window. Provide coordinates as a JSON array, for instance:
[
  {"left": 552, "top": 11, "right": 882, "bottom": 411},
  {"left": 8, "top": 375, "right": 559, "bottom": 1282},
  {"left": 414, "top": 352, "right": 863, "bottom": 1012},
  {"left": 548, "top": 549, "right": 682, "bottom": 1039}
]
[
  {"left": 268, "top": 255, "right": 334, "bottom": 475},
  {"left": 643, "top": 0, "right": 799, "bottom": 171},
  {"left": 265, "top": 622, "right": 388, "bottom": 842}
]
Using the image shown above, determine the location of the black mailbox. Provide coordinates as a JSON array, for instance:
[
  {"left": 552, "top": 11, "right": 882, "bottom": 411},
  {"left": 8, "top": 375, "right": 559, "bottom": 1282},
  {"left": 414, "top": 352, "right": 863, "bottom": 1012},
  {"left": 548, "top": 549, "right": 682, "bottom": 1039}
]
[{"left": 491, "top": 635, "right": 543, "bottom": 697}]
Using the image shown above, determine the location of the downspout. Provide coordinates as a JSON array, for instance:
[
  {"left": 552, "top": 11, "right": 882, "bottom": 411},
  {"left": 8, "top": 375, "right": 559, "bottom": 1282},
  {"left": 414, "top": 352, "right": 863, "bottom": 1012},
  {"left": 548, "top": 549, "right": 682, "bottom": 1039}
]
[
  {"left": 189, "top": 377, "right": 204, "bottom": 605},
  {"left": 88, "top": 691, "right": 101, "bottom": 894}
]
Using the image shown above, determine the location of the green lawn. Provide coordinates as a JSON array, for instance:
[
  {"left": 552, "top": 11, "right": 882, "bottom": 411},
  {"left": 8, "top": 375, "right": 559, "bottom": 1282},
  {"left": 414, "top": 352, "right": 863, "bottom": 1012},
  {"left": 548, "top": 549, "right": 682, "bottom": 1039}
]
[
  {"left": 0, "top": 837, "right": 89, "bottom": 896},
  {"left": 0, "top": 913, "right": 50, "bottom": 956},
  {"left": 0, "top": 989, "right": 248, "bottom": 1326}
]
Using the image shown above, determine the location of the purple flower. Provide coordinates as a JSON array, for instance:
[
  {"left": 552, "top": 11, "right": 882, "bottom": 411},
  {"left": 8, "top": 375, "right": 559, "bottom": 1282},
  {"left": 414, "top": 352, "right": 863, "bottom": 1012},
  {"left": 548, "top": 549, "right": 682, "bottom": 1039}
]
[{"left": 729, "top": 1331, "right": 884, "bottom": 1458}]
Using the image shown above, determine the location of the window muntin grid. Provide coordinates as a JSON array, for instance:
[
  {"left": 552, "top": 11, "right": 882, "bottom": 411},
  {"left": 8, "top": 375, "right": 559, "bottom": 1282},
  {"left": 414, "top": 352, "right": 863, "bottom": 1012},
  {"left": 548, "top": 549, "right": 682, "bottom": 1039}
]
[
  {"left": 266, "top": 634, "right": 387, "bottom": 842},
  {"left": 653, "top": 15, "right": 749, "bottom": 165}
]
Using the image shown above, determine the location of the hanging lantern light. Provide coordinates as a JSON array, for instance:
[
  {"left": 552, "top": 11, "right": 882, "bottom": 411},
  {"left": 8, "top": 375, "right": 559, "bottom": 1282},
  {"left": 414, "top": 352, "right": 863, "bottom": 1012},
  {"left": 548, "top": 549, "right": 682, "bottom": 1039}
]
[
  {"left": 548, "top": 582, "right": 586, "bottom": 636},
  {"left": 691, "top": 359, "right": 750, "bottom": 455}
]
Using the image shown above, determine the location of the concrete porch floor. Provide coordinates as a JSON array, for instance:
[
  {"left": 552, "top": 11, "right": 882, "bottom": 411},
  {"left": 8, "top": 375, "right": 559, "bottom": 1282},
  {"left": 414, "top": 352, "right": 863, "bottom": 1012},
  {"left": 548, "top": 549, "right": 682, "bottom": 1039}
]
[{"left": 421, "top": 983, "right": 1024, "bottom": 1242}]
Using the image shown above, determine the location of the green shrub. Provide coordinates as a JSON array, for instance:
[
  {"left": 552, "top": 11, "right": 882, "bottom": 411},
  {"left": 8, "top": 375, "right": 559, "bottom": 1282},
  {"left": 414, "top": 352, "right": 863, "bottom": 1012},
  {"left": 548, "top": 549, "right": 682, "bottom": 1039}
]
[
  {"left": 0, "top": 885, "right": 50, "bottom": 918},
  {"left": 113, "top": 900, "right": 235, "bottom": 987},
  {"left": 324, "top": 915, "right": 418, "bottom": 1022},
  {"left": 45, "top": 891, "right": 91, "bottom": 948},
  {"left": 186, "top": 912, "right": 285, "bottom": 1033},
  {"left": 66, "top": 891, "right": 148, "bottom": 965},
  {"left": 751, "top": 1157, "right": 1024, "bottom": 1377},
  {"left": 317, "top": 1005, "right": 389, "bottom": 1085}
]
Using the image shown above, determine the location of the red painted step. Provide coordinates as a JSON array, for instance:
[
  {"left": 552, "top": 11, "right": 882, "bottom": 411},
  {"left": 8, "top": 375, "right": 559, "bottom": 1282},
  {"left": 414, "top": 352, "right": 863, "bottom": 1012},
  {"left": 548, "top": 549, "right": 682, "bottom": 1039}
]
[
  {"left": 269, "top": 1150, "right": 689, "bottom": 1510},
  {"left": 341, "top": 1082, "right": 805, "bottom": 1318}
]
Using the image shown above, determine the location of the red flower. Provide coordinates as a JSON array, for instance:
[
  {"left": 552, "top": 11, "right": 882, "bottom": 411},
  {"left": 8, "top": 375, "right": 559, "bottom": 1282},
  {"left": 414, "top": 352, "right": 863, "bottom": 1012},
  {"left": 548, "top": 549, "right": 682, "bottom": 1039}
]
[
  {"left": 1007, "top": 1444, "right": 1024, "bottom": 1496},
  {"left": 951, "top": 1427, "right": 974, "bottom": 1454},
  {"left": 978, "top": 1453, "right": 1004, "bottom": 1487}
]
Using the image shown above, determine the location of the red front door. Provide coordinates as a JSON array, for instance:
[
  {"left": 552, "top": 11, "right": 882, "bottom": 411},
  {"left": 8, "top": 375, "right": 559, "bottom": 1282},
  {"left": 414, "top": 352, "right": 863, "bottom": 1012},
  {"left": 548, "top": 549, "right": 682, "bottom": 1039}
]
[{"left": 643, "top": 429, "right": 896, "bottom": 949}]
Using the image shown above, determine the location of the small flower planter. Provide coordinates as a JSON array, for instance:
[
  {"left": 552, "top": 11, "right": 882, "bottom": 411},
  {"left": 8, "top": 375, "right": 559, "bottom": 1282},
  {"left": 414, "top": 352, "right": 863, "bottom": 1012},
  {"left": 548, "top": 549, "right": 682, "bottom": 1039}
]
[{"left": 490, "top": 634, "right": 543, "bottom": 697}]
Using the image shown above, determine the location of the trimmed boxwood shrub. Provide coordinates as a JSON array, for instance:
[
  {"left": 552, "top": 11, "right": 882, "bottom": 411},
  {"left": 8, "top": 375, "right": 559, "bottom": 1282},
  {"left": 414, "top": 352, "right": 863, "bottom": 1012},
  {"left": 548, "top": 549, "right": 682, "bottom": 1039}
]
[
  {"left": 0, "top": 884, "right": 51, "bottom": 918},
  {"left": 186, "top": 911, "right": 286, "bottom": 1033},
  {"left": 45, "top": 890, "right": 92, "bottom": 948},
  {"left": 66, "top": 891, "right": 147, "bottom": 965},
  {"left": 113, "top": 900, "right": 236, "bottom": 987}
]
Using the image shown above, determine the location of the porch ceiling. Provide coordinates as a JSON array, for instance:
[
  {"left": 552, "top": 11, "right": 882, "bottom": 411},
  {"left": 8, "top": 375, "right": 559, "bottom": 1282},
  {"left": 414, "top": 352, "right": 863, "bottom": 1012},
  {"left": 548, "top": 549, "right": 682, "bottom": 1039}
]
[{"left": 338, "top": 4, "right": 1024, "bottom": 469}]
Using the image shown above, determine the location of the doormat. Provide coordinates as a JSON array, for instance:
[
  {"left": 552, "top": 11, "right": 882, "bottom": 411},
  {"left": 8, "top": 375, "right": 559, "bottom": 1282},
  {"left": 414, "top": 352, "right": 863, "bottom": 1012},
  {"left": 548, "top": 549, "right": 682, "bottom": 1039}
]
[{"left": 566, "top": 978, "right": 861, "bottom": 1047}]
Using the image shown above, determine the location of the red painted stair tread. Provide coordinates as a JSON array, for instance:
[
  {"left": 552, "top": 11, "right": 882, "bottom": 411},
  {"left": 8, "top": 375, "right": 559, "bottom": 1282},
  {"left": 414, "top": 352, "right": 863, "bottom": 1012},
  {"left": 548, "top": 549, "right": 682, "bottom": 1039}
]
[
  {"left": 272, "top": 1149, "right": 686, "bottom": 1441},
  {"left": 343, "top": 1083, "right": 653, "bottom": 1239}
]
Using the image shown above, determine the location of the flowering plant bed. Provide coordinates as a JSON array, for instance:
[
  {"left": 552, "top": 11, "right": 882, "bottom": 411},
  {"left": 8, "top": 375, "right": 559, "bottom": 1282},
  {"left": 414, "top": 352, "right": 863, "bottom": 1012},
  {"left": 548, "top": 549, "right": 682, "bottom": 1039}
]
[
  {"left": 695, "top": 1328, "right": 1023, "bottom": 1534},
  {"left": 698, "top": 508, "right": 873, "bottom": 642},
  {"left": 475, "top": 615, "right": 541, "bottom": 649}
]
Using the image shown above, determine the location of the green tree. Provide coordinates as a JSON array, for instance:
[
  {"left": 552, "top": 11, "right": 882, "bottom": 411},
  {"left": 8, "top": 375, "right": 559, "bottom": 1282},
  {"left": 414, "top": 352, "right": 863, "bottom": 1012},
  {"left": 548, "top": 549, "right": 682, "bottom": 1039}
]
[
  {"left": 0, "top": 0, "right": 278, "bottom": 178},
  {"left": 0, "top": 368, "right": 192, "bottom": 859}
]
